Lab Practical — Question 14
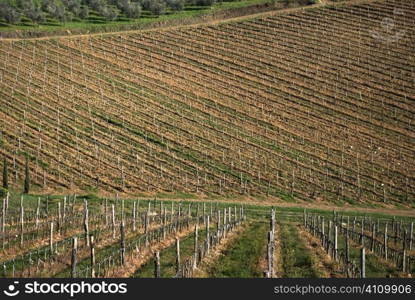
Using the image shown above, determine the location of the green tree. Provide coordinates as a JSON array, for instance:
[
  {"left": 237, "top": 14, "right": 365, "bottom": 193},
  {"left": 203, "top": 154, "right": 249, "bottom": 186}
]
[
  {"left": 2, "top": 156, "right": 8, "bottom": 190},
  {"left": 195, "top": 0, "right": 216, "bottom": 6},
  {"left": 167, "top": 0, "right": 184, "bottom": 12},
  {"left": 149, "top": 0, "right": 166, "bottom": 16},
  {"left": 24, "top": 155, "right": 30, "bottom": 194},
  {"left": 0, "top": 3, "right": 21, "bottom": 24}
]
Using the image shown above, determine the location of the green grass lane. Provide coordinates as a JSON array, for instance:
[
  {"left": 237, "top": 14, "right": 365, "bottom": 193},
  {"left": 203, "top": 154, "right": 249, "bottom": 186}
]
[
  {"left": 206, "top": 221, "right": 267, "bottom": 277},
  {"left": 280, "top": 221, "right": 320, "bottom": 278}
]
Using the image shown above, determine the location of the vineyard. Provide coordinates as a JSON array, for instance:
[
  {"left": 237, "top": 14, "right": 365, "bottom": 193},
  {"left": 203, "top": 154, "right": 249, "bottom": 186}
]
[
  {"left": 0, "top": 0, "right": 414, "bottom": 278},
  {"left": 0, "top": 194, "right": 414, "bottom": 278},
  {"left": 0, "top": 0, "right": 413, "bottom": 207}
]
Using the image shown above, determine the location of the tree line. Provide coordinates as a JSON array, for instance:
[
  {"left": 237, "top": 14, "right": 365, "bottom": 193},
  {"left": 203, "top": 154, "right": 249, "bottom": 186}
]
[{"left": 0, "top": 0, "right": 217, "bottom": 24}]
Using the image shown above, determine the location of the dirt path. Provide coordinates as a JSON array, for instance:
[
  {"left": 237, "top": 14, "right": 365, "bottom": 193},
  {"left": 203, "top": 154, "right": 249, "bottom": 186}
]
[{"left": 0, "top": 0, "right": 379, "bottom": 42}]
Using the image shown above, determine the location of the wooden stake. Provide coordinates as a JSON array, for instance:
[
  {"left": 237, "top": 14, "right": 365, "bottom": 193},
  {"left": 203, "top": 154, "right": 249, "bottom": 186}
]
[
  {"left": 57, "top": 202, "right": 61, "bottom": 233},
  {"left": 206, "top": 215, "right": 210, "bottom": 254},
  {"left": 154, "top": 251, "right": 160, "bottom": 278},
  {"left": 50, "top": 222, "right": 54, "bottom": 253},
  {"left": 384, "top": 223, "right": 388, "bottom": 260},
  {"left": 112, "top": 204, "right": 116, "bottom": 239},
  {"left": 193, "top": 224, "right": 198, "bottom": 269},
  {"left": 105, "top": 198, "right": 108, "bottom": 226},
  {"left": 90, "top": 235, "right": 96, "bottom": 278},
  {"left": 84, "top": 200, "right": 89, "bottom": 247},
  {"left": 133, "top": 201, "right": 137, "bottom": 232},
  {"left": 20, "top": 196, "right": 24, "bottom": 246},
  {"left": 35, "top": 197, "right": 40, "bottom": 230},
  {"left": 334, "top": 225, "right": 338, "bottom": 261},
  {"left": 361, "top": 247, "right": 366, "bottom": 278},
  {"left": 145, "top": 211, "right": 149, "bottom": 246},
  {"left": 120, "top": 221, "right": 125, "bottom": 265},
  {"left": 175, "top": 237, "right": 181, "bottom": 275},
  {"left": 71, "top": 237, "right": 77, "bottom": 278},
  {"left": 1, "top": 196, "right": 5, "bottom": 249}
]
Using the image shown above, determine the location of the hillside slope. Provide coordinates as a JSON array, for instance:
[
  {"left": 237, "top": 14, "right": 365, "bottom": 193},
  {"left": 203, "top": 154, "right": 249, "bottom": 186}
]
[{"left": 0, "top": 0, "right": 414, "bottom": 206}]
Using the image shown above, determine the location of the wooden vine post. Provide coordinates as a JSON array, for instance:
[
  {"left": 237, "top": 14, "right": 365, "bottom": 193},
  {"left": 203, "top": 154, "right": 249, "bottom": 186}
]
[
  {"left": 145, "top": 211, "right": 149, "bottom": 246},
  {"left": 112, "top": 204, "right": 116, "bottom": 239},
  {"left": 90, "top": 235, "right": 96, "bottom": 278},
  {"left": 223, "top": 208, "right": 227, "bottom": 238},
  {"left": 105, "top": 198, "right": 108, "bottom": 226},
  {"left": 1, "top": 196, "right": 5, "bottom": 249},
  {"left": 35, "top": 197, "right": 40, "bottom": 230},
  {"left": 133, "top": 201, "right": 137, "bottom": 232},
  {"left": 57, "top": 202, "right": 62, "bottom": 234},
  {"left": 206, "top": 215, "right": 210, "bottom": 254},
  {"left": 84, "top": 200, "right": 90, "bottom": 247},
  {"left": 71, "top": 237, "right": 78, "bottom": 278},
  {"left": 360, "top": 247, "right": 366, "bottom": 278},
  {"left": 63, "top": 196, "right": 66, "bottom": 228},
  {"left": 384, "top": 223, "right": 388, "bottom": 260},
  {"left": 266, "top": 230, "right": 274, "bottom": 278},
  {"left": 193, "top": 224, "right": 198, "bottom": 270},
  {"left": 20, "top": 195, "right": 24, "bottom": 246},
  {"left": 120, "top": 221, "right": 126, "bottom": 266},
  {"left": 334, "top": 225, "right": 338, "bottom": 261},
  {"left": 163, "top": 207, "right": 167, "bottom": 239},
  {"left": 50, "top": 221, "right": 54, "bottom": 253},
  {"left": 266, "top": 209, "right": 276, "bottom": 278},
  {"left": 154, "top": 251, "right": 160, "bottom": 278},
  {"left": 175, "top": 237, "right": 181, "bottom": 275}
]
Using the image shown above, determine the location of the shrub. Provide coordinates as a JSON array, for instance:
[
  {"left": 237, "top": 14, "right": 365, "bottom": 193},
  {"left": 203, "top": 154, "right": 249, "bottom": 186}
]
[
  {"left": 167, "top": 0, "right": 185, "bottom": 12},
  {"left": 0, "top": 3, "right": 21, "bottom": 24},
  {"left": 89, "top": 0, "right": 106, "bottom": 11},
  {"left": 78, "top": 6, "right": 90, "bottom": 19},
  {"left": 24, "top": 1, "right": 45, "bottom": 23},
  {"left": 100, "top": 6, "right": 119, "bottom": 20},
  {"left": 126, "top": 2, "right": 142, "bottom": 18},
  {"left": 63, "top": 0, "right": 82, "bottom": 16},
  {"left": 195, "top": 0, "right": 216, "bottom": 6},
  {"left": 149, "top": 0, "right": 166, "bottom": 16},
  {"left": 117, "top": 0, "right": 142, "bottom": 18}
]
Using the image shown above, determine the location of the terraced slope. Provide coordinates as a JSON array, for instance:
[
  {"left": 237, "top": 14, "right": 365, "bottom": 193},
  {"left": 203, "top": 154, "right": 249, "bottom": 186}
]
[{"left": 0, "top": 0, "right": 414, "bottom": 206}]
